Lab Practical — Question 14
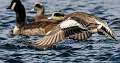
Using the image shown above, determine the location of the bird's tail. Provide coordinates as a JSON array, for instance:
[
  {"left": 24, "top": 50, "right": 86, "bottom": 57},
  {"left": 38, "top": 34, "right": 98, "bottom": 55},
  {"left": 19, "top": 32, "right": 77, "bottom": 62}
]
[{"left": 98, "top": 25, "right": 117, "bottom": 40}]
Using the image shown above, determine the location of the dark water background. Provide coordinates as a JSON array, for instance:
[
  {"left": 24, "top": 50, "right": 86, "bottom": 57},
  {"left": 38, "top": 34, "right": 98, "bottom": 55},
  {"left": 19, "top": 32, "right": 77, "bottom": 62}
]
[{"left": 0, "top": 0, "right": 120, "bottom": 63}]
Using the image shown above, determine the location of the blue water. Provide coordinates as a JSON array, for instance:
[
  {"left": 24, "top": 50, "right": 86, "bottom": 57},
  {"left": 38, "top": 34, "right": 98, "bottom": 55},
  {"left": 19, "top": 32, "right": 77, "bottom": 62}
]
[{"left": 0, "top": 0, "right": 120, "bottom": 63}]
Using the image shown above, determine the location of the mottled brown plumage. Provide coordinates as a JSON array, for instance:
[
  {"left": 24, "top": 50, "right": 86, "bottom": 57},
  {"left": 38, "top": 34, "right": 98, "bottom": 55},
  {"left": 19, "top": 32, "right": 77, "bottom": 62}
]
[
  {"left": 14, "top": 21, "right": 59, "bottom": 36},
  {"left": 32, "top": 25, "right": 90, "bottom": 49}
]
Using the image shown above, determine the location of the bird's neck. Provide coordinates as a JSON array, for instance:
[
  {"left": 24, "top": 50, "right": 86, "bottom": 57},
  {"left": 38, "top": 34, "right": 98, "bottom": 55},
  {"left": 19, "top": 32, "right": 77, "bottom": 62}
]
[
  {"left": 36, "top": 9, "right": 44, "bottom": 16},
  {"left": 15, "top": 5, "right": 26, "bottom": 28}
]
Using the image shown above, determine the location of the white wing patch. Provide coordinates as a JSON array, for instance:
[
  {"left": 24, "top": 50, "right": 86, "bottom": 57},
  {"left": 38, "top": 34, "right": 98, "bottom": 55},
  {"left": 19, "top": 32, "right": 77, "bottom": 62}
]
[{"left": 59, "top": 19, "right": 84, "bottom": 29}]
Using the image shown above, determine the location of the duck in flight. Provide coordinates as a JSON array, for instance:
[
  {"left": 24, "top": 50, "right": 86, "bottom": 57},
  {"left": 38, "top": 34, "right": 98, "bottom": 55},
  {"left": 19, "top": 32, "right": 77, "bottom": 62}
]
[
  {"left": 31, "top": 17, "right": 93, "bottom": 49},
  {"left": 30, "top": 11, "right": 117, "bottom": 49},
  {"left": 49, "top": 12, "right": 116, "bottom": 40}
]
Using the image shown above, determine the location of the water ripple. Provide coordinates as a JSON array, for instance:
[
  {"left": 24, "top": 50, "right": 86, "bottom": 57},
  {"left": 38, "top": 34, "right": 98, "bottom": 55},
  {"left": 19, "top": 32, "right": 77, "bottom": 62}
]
[{"left": 0, "top": 0, "right": 120, "bottom": 63}]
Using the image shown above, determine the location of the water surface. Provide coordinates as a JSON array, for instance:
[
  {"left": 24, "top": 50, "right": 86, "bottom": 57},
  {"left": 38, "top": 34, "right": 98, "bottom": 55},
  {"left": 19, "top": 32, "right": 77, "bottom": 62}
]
[{"left": 0, "top": 0, "right": 120, "bottom": 63}]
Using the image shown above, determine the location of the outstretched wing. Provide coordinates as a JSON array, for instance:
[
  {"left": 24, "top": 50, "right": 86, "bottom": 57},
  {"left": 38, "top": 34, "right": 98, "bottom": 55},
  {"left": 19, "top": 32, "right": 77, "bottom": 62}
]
[
  {"left": 31, "top": 19, "right": 91, "bottom": 49},
  {"left": 32, "top": 26, "right": 88, "bottom": 49}
]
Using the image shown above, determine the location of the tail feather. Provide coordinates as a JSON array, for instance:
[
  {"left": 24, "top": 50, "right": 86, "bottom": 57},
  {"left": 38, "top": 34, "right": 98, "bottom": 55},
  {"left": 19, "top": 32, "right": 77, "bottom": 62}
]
[{"left": 98, "top": 26, "right": 117, "bottom": 40}]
